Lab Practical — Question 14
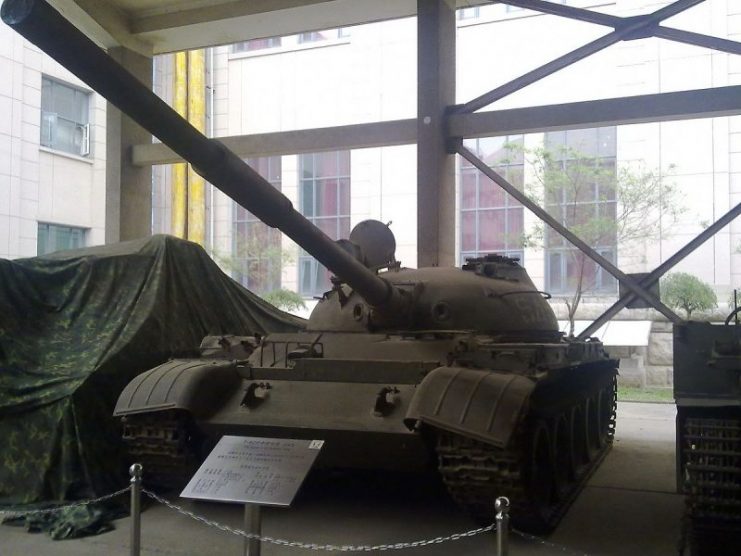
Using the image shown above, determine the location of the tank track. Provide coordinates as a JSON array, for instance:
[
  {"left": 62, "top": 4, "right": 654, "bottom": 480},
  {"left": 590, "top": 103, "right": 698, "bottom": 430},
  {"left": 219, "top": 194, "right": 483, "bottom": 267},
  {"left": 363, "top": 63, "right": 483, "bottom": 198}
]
[
  {"left": 436, "top": 371, "right": 617, "bottom": 534},
  {"left": 681, "top": 415, "right": 741, "bottom": 556},
  {"left": 121, "top": 409, "right": 201, "bottom": 490}
]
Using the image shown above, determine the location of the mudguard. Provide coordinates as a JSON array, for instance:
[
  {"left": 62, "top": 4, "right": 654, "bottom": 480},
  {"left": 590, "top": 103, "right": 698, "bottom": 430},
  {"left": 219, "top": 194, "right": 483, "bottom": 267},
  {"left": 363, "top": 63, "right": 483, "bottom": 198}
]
[
  {"left": 113, "top": 359, "right": 240, "bottom": 418},
  {"left": 405, "top": 366, "right": 535, "bottom": 448}
]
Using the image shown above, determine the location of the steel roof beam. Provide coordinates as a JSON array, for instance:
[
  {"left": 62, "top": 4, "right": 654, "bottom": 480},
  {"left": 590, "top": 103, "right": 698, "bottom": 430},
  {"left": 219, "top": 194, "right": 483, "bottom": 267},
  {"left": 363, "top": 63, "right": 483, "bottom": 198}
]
[
  {"left": 132, "top": 85, "right": 741, "bottom": 166},
  {"left": 132, "top": 119, "right": 417, "bottom": 166},
  {"left": 448, "top": 85, "right": 741, "bottom": 137}
]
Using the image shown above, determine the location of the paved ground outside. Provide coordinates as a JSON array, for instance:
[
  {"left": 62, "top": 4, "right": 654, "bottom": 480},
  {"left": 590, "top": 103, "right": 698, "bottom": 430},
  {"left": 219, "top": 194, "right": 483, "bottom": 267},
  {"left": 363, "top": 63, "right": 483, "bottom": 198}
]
[{"left": 0, "top": 401, "right": 682, "bottom": 555}]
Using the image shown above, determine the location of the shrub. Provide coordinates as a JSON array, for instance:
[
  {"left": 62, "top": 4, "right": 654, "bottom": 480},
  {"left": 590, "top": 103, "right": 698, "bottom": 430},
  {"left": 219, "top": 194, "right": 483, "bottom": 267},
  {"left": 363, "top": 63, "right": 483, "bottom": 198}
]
[
  {"left": 660, "top": 272, "right": 717, "bottom": 319},
  {"left": 261, "top": 289, "right": 306, "bottom": 312}
]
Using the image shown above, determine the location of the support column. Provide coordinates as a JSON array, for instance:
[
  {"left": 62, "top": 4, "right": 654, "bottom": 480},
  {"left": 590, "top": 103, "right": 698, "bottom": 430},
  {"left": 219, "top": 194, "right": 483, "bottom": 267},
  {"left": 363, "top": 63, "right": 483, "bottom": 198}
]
[
  {"left": 417, "top": 0, "right": 456, "bottom": 268},
  {"left": 106, "top": 46, "right": 153, "bottom": 243}
]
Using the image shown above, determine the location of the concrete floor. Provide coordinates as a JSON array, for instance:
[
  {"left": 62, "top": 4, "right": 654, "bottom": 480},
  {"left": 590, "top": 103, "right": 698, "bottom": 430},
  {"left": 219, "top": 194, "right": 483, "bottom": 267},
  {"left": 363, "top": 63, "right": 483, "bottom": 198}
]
[{"left": 0, "top": 402, "right": 683, "bottom": 556}]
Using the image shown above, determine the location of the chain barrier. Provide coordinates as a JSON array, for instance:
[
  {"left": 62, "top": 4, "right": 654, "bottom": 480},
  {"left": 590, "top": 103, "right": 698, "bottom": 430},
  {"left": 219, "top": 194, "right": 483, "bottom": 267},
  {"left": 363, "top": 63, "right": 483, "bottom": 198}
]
[
  {"left": 0, "top": 486, "right": 132, "bottom": 518},
  {"left": 1, "top": 483, "right": 596, "bottom": 555},
  {"left": 142, "top": 488, "right": 496, "bottom": 552},
  {"left": 512, "top": 528, "right": 592, "bottom": 556}
]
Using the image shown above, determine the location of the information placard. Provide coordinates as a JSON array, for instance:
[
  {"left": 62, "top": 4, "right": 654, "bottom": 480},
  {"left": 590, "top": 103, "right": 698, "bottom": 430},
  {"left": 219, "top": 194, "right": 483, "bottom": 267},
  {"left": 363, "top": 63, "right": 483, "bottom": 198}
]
[{"left": 180, "top": 436, "right": 324, "bottom": 506}]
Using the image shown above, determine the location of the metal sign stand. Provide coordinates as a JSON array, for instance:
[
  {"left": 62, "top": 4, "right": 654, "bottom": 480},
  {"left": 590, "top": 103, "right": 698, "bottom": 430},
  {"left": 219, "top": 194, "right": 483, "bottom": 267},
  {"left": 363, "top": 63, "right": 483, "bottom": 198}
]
[{"left": 243, "top": 503, "right": 261, "bottom": 556}]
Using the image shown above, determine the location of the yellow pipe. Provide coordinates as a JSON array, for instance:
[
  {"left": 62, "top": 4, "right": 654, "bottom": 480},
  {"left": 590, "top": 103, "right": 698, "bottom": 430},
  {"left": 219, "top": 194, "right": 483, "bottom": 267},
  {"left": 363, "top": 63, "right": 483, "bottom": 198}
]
[
  {"left": 171, "top": 51, "right": 188, "bottom": 239},
  {"left": 187, "top": 49, "right": 207, "bottom": 246}
]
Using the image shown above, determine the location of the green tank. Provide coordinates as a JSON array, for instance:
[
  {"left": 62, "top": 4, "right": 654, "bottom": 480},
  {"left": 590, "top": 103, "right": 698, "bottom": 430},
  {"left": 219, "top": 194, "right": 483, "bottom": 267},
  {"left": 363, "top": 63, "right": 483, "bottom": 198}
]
[
  {"left": 114, "top": 227, "right": 617, "bottom": 533},
  {"left": 674, "top": 308, "right": 741, "bottom": 555},
  {"left": 2, "top": 0, "right": 619, "bottom": 533}
]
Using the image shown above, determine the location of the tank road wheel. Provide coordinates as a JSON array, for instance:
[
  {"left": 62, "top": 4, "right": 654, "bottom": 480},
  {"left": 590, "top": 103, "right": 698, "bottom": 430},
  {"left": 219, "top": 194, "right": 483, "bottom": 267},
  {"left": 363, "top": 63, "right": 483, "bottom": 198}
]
[
  {"left": 552, "top": 413, "right": 575, "bottom": 498},
  {"left": 585, "top": 395, "right": 603, "bottom": 453},
  {"left": 526, "top": 420, "right": 555, "bottom": 509},
  {"left": 503, "top": 419, "right": 557, "bottom": 534},
  {"left": 570, "top": 404, "right": 590, "bottom": 469}
]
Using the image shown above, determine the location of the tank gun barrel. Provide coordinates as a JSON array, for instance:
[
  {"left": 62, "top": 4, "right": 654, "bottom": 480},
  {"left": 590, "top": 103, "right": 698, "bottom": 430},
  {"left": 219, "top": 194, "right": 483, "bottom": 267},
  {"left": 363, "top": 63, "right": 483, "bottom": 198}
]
[{"left": 1, "top": 0, "right": 400, "bottom": 309}]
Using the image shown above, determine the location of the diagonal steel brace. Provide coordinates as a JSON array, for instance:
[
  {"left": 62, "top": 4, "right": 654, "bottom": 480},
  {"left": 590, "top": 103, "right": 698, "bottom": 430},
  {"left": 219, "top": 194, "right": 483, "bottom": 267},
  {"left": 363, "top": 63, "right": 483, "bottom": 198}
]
[{"left": 499, "top": 0, "right": 741, "bottom": 55}]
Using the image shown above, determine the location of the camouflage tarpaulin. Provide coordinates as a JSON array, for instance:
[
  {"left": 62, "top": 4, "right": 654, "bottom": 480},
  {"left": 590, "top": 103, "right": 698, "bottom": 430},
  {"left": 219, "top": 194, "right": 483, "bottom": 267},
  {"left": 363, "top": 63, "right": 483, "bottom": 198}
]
[{"left": 0, "top": 235, "right": 305, "bottom": 507}]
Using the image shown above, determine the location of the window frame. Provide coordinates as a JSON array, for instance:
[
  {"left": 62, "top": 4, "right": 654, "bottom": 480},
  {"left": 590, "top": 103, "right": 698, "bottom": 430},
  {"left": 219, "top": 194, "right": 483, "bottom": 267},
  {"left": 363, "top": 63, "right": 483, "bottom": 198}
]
[
  {"left": 459, "top": 135, "right": 526, "bottom": 265},
  {"left": 298, "top": 151, "right": 351, "bottom": 297},
  {"left": 232, "top": 37, "right": 283, "bottom": 53},
  {"left": 232, "top": 156, "right": 283, "bottom": 294},
  {"left": 543, "top": 126, "right": 618, "bottom": 295},
  {"left": 40, "top": 76, "right": 91, "bottom": 157},
  {"left": 37, "top": 222, "right": 86, "bottom": 255}
]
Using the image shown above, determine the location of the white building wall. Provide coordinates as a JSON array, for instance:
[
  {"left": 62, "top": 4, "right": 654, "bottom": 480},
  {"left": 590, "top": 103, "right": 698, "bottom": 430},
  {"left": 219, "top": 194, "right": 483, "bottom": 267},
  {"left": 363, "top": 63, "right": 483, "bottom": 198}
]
[{"left": 0, "top": 23, "right": 105, "bottom": 260}]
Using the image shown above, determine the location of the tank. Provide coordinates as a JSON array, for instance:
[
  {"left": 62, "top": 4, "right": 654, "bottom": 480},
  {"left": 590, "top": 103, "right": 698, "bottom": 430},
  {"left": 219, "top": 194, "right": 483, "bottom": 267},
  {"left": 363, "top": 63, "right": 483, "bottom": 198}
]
[
  {"left": 674, "top": 304, "right": 741, "bottom": 555},
  {"left": 2, "top": 0, "right": 619, "bottom": 533}
]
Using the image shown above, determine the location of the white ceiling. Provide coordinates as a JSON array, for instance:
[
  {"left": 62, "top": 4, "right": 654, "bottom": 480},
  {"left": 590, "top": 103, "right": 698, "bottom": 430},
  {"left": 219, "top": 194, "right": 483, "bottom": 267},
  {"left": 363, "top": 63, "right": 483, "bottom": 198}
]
[{"left": 46, "top": 0, "right": 480, "bottom": 55}]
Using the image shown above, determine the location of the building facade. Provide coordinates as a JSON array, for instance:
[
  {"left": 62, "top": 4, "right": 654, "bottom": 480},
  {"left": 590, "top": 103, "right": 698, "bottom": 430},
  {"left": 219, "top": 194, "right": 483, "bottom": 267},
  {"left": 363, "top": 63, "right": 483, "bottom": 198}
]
[{"left": 0, "top": 21, "right": 106, "bottom": 260}]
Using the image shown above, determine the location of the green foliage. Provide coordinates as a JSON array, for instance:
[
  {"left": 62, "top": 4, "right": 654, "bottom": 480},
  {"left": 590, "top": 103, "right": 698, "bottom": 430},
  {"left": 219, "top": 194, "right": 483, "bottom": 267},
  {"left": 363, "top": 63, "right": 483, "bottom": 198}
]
[
  {"left": 661, "top": 272, "right": 717, "bottom": 319},
  {"left": 208, "top": 225, "right": 296, "bottom": 296},
  {"left": 617, "top": 386, "right": 673, "bottom": 403},
  {"left": 727, "top": 288, "right": 741, "bottom": 310},
  {"left": 524, "top": 145, "right": 682, "bottom": 248},
  {"left": 261, "top": 289, "right": 306, "bottom": 312}
]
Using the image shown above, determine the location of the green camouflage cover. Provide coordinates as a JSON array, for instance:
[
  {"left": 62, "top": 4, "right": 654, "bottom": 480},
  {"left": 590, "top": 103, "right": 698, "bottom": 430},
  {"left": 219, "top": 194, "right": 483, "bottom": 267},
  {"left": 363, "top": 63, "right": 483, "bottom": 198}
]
[{"left": 0, "top": 235, "right": 305, "bottom": 510}]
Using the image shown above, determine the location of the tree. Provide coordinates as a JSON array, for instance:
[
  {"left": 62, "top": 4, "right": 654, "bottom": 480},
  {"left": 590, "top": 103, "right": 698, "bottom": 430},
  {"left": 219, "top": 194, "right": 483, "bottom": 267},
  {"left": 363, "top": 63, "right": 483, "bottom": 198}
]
[
  {"left": 520, "top": 143, "right": 683, "bottom": 335},
  {"left": 209, "top": 226, "right": 306, "bottom": 313},
  {"left": 661, "top": 272, "right": 717, "bottom": 319}
]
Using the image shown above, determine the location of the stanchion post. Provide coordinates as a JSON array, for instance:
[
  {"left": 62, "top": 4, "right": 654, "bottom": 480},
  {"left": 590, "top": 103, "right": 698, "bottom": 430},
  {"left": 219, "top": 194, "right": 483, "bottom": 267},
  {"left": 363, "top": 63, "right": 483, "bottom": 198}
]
[
  {"left": 495, "top": 496, "right": 510, "bottom": 556},
  {"left": 244, "top": 503, "right": 262, "bottom": 556},
  {"left": 130, "top": 463, "right": 143, "bottom": 556}
]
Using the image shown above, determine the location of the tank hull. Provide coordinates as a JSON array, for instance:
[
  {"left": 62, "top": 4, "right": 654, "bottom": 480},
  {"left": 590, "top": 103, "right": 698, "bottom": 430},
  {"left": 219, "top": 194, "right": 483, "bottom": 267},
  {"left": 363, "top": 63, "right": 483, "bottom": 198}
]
[{"left": 116, "top": 331, "right": 618, "bottom": 532}]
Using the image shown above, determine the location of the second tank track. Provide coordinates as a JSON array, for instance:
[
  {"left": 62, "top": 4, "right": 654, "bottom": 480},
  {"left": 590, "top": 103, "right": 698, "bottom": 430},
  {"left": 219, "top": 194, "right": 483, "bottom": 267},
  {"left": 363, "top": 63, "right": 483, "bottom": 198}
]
[
  {"left": 681, "top": 415, "right": 741, "bottom": 556},
  {"left": 436, "top": 370, "right": 617, "bottom": 534}
]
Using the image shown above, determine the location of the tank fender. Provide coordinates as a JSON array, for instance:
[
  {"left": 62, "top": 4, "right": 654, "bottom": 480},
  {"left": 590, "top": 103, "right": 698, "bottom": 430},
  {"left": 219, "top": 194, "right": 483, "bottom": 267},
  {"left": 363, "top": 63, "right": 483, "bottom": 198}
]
[
  {"left": 404, "top": 366, "right": 534, "bottom": 449},
  {"left": 114, "top": 359, "right": 240, "bottom": 418}
]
